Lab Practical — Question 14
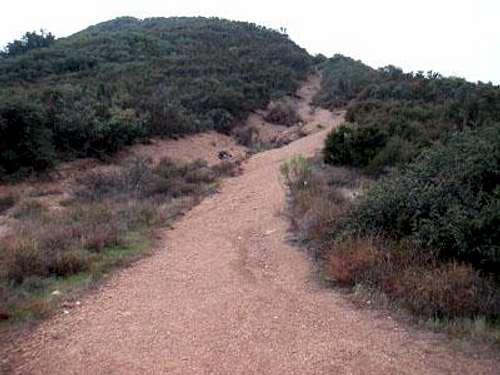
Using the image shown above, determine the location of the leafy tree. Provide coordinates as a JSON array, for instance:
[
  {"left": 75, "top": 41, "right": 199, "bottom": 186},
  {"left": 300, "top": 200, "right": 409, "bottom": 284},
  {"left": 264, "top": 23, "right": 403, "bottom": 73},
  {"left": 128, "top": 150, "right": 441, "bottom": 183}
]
[
  {"left": 1, "top": 30, "right": 55, "bottom": 57},
  {"left": 0, "top": 99, "right": 56, "bottom": 177}
]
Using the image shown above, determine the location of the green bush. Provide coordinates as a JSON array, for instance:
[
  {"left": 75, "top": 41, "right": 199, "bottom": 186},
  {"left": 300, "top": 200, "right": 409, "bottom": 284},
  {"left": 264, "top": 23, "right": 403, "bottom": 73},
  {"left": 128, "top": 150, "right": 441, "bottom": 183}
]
[
  {"left": 345, "top": 127, "right": 500, "bottom": 270},
  {"left": 323, "top": 124, "right": 387, "bottom": 170},
  {"left": 0, "top": 99, "right": 57, "bottom": 177},
  {"left": 280, "top": 155, "right": 313, "bottom": 191}
]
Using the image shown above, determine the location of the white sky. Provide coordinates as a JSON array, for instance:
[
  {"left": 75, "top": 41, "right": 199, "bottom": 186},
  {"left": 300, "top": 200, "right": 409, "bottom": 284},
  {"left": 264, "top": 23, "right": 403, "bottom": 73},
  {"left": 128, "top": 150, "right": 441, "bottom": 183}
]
[{"left": 1, "top": 0, "right": 499, "bottom": 83}]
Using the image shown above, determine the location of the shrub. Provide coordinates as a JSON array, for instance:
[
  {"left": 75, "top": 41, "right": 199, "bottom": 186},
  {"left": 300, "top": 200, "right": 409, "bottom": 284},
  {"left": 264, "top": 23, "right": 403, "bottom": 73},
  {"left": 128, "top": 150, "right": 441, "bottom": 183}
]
[
  {"left": 324, "top": 235, "right": 500, "bottom": 319},
  {"left": 11, "top": 200, "right": 48, "bottom": 219},
  {"left": 393, "top": 263, "right": 500, "bottom": 319},
  {"left": 212, "top": 160, "right": 241, "bottom": 178},
  {"left": 0, "top": 193, "right": 17, "bottom": 214},
  {"left": 73, "top": 170, "right": 125, "bottom": 202},
  {"left": 264, "top": 102, "right": 302, "bottom": 127},
  {"left": 280, "top": 155, "right": 312, "bottom": 191},
  {"left": 48, "top": 251, "right": 91, "bottom": 277},
  {"left": 323, "top": 124, "right": 387, "bottom": 171},
  {"left": 3, "top": 241, "right": 91, "bottom": 284},
  {"left": 345, "top": 127, "right": 500, "bottom": 270},
  {"left": 234, "top": 126, "right": 258, "bottom": 147},
  {"left": 0, "top": 99, "right": 57, "bottom": 177},
  {"left": 312, "top": 54, "right": 379, "bottom": 109},
  {"left": 325, "top": 237, "right": 379, "bottom": 286},
  {"left": 3, "top": 239, "right": 48, "bottom": 284}
]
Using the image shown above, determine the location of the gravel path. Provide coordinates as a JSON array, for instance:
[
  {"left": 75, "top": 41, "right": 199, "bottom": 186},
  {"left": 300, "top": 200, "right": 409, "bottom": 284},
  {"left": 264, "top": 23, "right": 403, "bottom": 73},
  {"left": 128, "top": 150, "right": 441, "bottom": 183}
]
[{"left": 3, "top": 79, "right": 498, "bottom": 374}]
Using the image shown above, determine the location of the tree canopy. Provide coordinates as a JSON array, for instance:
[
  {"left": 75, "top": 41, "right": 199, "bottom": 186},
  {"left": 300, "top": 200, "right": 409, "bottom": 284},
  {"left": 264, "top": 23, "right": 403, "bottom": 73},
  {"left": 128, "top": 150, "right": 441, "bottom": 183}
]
[{"left": 1, "top": 30, "right": 55, "bottom": 58}]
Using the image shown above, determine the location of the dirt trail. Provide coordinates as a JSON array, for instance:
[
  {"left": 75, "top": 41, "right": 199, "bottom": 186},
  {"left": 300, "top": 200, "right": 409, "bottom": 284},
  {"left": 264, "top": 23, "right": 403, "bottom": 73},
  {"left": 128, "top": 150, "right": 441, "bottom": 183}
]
[{"left": 3, "top": 77, "right": 498, "bottom": 374}]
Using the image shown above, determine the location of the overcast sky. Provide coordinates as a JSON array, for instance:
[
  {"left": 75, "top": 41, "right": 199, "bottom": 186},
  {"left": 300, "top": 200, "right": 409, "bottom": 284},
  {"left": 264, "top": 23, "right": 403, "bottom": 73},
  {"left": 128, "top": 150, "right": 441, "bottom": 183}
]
[{"left": 1, "top": 0, "right": 499, "bottom": 83}]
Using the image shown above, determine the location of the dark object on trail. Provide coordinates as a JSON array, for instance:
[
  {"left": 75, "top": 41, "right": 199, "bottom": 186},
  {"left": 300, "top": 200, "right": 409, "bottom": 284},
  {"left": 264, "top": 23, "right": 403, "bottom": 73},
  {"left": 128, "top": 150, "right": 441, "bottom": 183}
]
[{"left": 218, "top": 151, "right": 232, "bottom": 160}]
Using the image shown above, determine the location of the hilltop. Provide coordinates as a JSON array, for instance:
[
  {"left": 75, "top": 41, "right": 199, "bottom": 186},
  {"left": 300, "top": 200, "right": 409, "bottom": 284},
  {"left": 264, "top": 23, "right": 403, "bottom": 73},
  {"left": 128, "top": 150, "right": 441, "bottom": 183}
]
[{"left": 0, "top": 17, "right": 312, "bottom": 178}]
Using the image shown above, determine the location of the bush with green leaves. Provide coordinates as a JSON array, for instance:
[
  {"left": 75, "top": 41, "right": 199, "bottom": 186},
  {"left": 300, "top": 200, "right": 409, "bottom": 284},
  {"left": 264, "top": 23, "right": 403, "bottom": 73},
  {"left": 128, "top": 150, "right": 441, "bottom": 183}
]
[
  {"left": 323, "top": 124, "right": 387, "bottom": 169},
  {"left": 344, "top": 127, "right": 500, "bottom": 271},
  {"left": 280, "top": 155, "right": 313, "bottom": 191}
]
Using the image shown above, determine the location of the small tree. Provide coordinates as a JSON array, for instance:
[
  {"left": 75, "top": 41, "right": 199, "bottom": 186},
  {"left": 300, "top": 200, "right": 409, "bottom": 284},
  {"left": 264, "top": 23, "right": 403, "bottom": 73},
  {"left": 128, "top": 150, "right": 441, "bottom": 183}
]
[{"left": 1, "top": 29, "right": 55, "bottom": 58}]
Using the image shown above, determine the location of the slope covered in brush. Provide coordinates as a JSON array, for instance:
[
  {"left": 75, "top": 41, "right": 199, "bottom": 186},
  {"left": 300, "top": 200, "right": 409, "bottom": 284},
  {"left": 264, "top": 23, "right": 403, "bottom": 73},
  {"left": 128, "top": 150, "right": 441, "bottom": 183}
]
[
  {"left": 318, "top": 55, "right": 500, "bottom": 174},
  {"left": 316, "top": 55, "right": 500, "bottom": 297},
  {"left": 0, "top": 17, "right": 312, "bottom": 178}
]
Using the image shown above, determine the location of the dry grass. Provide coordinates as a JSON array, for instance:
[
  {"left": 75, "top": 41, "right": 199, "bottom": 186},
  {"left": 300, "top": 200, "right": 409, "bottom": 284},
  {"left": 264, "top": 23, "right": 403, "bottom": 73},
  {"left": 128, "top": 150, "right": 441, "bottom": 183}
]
[
  {"left": 325, "top": 237, "right": 379, "bottom": 285},
  {"left": 393, "top": 262, "right": 500, "bottom": 319},
  {"left": 281, "top": 155, "right": 362, "bottom": 249},
  {"left": 281, "top": 155, "right": 500, "bottom": 338},
  {"left": 0, "top": 156, "right": 235, "bottom": 324},
  {"left": 11, "top": 199, "right": 47, "bottom": 219},
  {"left": 0, "top": 194, "right": 17, "bottom": 214},
  {"left": 325, "top": 236, "right": 500, "bottom": 319}
]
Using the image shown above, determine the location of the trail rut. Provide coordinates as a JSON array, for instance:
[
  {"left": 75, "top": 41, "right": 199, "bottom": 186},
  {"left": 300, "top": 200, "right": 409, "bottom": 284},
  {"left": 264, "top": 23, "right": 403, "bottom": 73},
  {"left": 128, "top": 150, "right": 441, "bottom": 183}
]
[{"left": 3, "top": 77, "right": 498, "bottom": 374}]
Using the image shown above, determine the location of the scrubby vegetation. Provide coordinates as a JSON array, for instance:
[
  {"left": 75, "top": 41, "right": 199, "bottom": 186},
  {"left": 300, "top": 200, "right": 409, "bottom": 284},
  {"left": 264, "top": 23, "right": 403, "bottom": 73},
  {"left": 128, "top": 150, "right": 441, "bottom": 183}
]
[
  {"left": 264, "top": 101, "right": 302, "bottom": 127},
  {"left": 0, "top": 157, "right": 238, "bottom": 322},
  {"left": 282, "top": 154, "right": 500, "bottom": 340},
  {"left": 281, "top": 54, "right": 500, "bottom": 340},
  {"left": 317, "top": 54, "right": 500, "bottom": 175},
  {"left": 0, "top": 194, "right": 17, "bottom": 214},
  {"left": 344, "top": 127, "right": 500, "bottom": 272},
  {"left": 0, "top": 17, "right": 311, "bottom": 179},
  {"left": 1, "top": 30, "right": 55, "bottom": 58}
]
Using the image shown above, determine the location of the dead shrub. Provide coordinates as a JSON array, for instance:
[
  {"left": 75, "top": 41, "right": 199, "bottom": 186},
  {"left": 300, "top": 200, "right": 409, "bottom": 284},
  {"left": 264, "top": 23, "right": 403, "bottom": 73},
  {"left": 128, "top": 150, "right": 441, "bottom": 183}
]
[
  {"left": 11, "top": 200, "right": 47, "bottom": 219},
  {"left": 280, "top": 155, "right": 312, "bottom": 192},
  {"left": 393, "top": 263, "right": 500, "bottom": 318},
  {"left": 264, "top": 102, "right": 302, "bottom": 127},
  {"left": 2, "top": 235, "right": 91, "bottom": 284},
  {"left": 22, "top": 299, "right": 53, "bottom": 319},
  {"left": 84, "top": 225, "right": 123, "bottom": 252},
  {"left": 184, "top": 165, "right": 215, "bottom": 184},
  {"left": 74, "top": 170, "right": 126, "bottom": 202},
  {"left": 0, "top": 193, "right": 17, "bottom": 214},
  {"left": 293, "top": 195, "right": 348, "bottom": 245},
  {"left": 325, "top": 237, "right": 379, "bottom": 285},
  {"left": 48, "top": 250, "right": 91, "bottom": 277},
  {"left": 234, "top": 126, "right": 258, "bottom": 147},
  {"left": 1, "top": 201, "right": 129, "bottom": 284},
  {"left": 212, "top": 160, "right": 241, "bottom": 178},
  {"left": 3, "top": 239, "right": 48, "bottom": 284},
  {"left": 118, "top": 199, "right": 160, "bottom": 228},
  {"left": 323, "top": 235, "right": 500, "bottom": 319}
]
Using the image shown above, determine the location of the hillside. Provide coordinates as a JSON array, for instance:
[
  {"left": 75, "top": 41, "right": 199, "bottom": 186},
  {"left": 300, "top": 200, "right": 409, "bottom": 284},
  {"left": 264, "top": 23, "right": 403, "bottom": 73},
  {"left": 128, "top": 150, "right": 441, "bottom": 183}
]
[
  {"left": 316, "top": 54, "right": 500, "bottom": 174},
  {"left": 0, "top": 17, "right": 312, "bottom": 178},
  {"left": 283, "top": 55, "right": 500, "bottom": 338}
]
